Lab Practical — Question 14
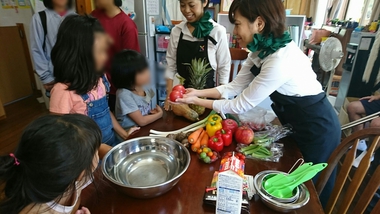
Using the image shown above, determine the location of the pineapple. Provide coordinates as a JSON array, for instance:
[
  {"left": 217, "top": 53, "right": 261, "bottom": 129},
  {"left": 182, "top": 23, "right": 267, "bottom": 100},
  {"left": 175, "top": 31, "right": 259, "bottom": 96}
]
[{"left": 183, "top": 58, "right": 212, "bottom": 115}]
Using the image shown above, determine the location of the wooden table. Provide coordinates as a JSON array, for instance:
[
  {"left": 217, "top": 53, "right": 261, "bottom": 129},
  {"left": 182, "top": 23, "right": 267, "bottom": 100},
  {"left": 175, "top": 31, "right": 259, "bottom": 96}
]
[{"left": 81, "top": 111, "right": 324, "bottom": 214}]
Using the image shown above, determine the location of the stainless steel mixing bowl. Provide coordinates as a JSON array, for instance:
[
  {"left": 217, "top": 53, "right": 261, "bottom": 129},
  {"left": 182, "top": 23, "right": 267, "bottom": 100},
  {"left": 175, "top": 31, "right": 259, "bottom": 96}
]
[
  {"left": 102, "top": 137, "right": 191, "bottom": 199},
  {"left": 254, "top": 170, "right": 310, "bottom": 213}
]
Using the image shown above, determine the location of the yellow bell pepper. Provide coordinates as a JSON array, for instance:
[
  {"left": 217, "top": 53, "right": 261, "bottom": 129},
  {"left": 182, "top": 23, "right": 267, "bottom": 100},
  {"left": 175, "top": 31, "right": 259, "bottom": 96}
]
[
  {"left": 206, "top": 115, "right": 223, "bottom": 137},
  {"left": 207, "top": 114, "right": 222, "bottom": 123}
]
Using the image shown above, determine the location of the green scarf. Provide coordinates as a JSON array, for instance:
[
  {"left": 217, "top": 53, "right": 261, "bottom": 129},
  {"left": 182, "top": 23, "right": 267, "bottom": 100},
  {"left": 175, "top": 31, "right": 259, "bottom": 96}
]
[
  {"left": 190, "top": 11, "right": 213, "bottom": 38},
  {"left": 247, "top": 32, "right": 292, "bottom": 59}
]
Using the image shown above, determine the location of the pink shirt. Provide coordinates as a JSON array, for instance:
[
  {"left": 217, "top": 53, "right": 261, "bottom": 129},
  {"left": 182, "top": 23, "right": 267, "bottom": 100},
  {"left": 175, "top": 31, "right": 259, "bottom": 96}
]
[{"left": 49, "top": 78, "right": 106, "bottom": 115}]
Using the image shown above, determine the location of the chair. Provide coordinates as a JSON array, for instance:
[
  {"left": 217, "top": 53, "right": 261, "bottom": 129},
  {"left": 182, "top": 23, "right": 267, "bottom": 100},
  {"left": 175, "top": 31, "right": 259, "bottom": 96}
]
[
  {"left": 229, "top": 48, "right": 248, "bottom": 82},
  {"left": 315, "top": 128, "right": 380, "bottom": 214}
]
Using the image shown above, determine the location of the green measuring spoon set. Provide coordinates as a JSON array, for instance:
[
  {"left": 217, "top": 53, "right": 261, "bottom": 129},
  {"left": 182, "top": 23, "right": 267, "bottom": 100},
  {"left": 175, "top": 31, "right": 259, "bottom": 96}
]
[{"left": 263, "top": 163, "right": 328, "bottom": 199}]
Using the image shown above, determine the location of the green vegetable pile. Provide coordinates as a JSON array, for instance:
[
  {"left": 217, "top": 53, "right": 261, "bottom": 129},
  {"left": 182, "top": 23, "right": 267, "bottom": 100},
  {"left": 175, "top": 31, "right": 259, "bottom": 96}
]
[
  {"left": 253, "top": 134, "right": 274, "bottom": 147},
  {"left": 240, "top": 144, "right": 272, "bottom": 158}
]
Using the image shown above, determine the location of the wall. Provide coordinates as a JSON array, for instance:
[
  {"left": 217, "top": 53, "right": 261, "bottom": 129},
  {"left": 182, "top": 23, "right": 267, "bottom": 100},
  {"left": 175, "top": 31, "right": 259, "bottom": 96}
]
[
  {"left": 0, "top": 6, "right": 33, "bottom": 52},
  {"left": 166, "top": 0, "right": 184, "bottom": 21},
  {"left": 314, "top": 0, "right": 329, "bottom": 28}
]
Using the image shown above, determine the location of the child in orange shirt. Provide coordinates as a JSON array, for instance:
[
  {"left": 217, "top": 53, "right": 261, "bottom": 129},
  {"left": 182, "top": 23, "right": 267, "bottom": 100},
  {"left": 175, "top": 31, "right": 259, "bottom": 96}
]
[{"left": 49, "top": 15, "right": 138, "bottom": 146}]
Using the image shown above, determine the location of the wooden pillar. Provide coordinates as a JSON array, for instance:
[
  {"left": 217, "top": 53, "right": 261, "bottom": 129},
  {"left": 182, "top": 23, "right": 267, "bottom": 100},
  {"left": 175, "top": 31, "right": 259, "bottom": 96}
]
[{"left": 76, "top": 0, "right": 93, "bottom": 15}]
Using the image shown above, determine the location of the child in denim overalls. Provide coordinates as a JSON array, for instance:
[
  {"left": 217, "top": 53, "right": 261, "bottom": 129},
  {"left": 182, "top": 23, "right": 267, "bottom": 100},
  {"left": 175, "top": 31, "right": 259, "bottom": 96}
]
[{"left": 49, "top": 15, "right": 139, "bottom": 146}]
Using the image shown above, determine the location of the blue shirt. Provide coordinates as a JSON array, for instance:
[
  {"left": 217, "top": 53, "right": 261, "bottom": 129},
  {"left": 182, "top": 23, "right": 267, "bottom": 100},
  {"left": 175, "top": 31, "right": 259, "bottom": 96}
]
[
  {"left": 115, "top": 88, "right": 155, "bottom": 129},
  {"left": 30, "top": 9, "right": 75, "bottom": 84}
]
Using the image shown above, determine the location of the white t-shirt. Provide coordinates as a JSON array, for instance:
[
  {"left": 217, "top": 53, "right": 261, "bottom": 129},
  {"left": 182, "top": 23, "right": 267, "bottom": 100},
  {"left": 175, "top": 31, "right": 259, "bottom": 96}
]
[
  {"left": 21, "top": 179, "right": 92, "bottom": 214},
  {"left": 213, "top": 41, "right": 323, "bottom": 114},
  {"left": 165, "top": 20, "right": 231, "bottom": 85}
]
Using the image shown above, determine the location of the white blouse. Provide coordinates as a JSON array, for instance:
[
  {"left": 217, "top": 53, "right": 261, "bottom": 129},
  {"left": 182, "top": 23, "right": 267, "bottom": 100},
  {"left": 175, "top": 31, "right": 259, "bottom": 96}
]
[
  {"left": 165, "top": 20, "right": 231, "bottom": 85},
  {"left": 213, "top": 41, "right": 323, "bottom": 114}
]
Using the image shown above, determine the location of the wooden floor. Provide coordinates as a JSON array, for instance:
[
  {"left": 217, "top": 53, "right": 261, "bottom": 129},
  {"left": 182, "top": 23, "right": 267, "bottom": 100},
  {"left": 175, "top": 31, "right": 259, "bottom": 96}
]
[{"left": 0, "top": 95, "right": 48, "bottom": 154}]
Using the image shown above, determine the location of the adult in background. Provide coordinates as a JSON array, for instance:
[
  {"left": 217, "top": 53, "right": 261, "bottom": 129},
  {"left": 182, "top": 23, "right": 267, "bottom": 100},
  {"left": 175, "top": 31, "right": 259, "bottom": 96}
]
[
  {"left": 347, "top": 95, "right": 380, "bottom": 132},
  {"left": 177, "top": 0, "right": 340, "bottom": 207},
  {"left": 30, "top": 0, "right": 75, "bottom": 95},
  {"left": 164, "top": 0, "right": 231, "bottom": 110},
  {"left": 91, "top": 0, "right": 140, "bottom": 112}
]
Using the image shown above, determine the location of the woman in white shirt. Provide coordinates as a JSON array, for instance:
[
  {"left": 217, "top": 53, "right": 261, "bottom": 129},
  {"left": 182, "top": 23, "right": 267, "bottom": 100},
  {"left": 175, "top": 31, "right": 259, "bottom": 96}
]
[
  {"left": 165, "top": 0, "right": 231, "bottom": 110},
  {"left": 177, "top": 0, "right": 340, "bottom": 207}
]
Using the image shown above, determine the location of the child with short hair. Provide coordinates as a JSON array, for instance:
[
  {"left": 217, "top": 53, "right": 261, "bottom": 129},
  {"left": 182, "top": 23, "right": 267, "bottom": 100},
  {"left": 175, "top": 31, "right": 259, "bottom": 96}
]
[
  {"left": 91, "top": 0, "right": 140, "bottom": 111},
  {"left": 0, "top": 114, "right": 103, "bottom": 214},
  {"left": 49, "top": 15, "right": 139, "bottom": 146},
  {"left": 111, "top": 50, "right": 163, "bottom": 129}
]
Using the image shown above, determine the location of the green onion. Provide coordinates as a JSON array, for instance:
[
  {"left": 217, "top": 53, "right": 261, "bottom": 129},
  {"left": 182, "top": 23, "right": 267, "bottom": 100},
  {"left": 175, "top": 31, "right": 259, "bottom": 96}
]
[{"left": 149, "top": 110, "right": 216, "bottom": 136}]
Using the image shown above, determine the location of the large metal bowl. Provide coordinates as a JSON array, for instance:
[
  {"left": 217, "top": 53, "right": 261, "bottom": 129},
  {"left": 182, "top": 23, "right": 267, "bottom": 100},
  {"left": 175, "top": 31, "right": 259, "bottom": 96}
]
[
  {"left": 102, "top": 137, "right": 191, "bottom": 199},
  {"left": 254, "top": 170, "right": 310, "bottom": 213}
]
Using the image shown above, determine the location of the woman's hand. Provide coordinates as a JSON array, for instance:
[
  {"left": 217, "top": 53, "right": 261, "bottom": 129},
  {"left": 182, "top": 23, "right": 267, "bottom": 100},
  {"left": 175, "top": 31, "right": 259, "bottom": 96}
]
[
  {"left": 177, "top": 95, "right": 215, "bottom": 110},
  {"left": 360, "top": 95, "right": 380, "bottom": 102},
  {"left": 185, "top": 88, "right": 199, "bottom": 97},
  {"left": 76, "top": 207, "right": 91, "bottom": 214},
  {"left": 176, "top": 95, "right": 199, "bottom": 104}
]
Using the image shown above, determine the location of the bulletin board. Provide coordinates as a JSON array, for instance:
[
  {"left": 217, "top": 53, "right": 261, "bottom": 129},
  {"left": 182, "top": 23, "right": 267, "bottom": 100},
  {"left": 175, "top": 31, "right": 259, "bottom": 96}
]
[
  {"left": 121, "top": 0, "right": 134, "bottom": 13},
  {"left": 1, "top": 0, "right": 30, "bottom": 9}
]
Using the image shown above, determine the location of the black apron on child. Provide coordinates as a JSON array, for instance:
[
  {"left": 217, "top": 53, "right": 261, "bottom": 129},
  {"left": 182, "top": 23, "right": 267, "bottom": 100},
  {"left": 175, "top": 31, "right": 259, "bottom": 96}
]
[
  {"left": 250, "top": 65, "right": 341, "bottom": 207},
  {"left": 176, "top": 32, "right": 216, "bottom": 88}
]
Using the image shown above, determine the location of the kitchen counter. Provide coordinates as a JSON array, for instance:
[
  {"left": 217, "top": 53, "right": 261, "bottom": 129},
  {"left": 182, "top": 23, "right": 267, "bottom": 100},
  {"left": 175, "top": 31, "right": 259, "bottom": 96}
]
[{"left": 81, "top": 111, "right": 325, "bottom": 214}]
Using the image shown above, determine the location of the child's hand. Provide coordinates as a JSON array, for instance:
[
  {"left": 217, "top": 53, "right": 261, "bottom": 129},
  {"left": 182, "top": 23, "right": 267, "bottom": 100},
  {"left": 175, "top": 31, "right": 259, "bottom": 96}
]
[
  {"left": 155, "top": 105, "right": 163, "bottom": 117},
  {"left": 164, "top": 97, "right": 172, "bottom": 111},
  {"left": 127, "top": 126, "right": 140, "bottom": 136},
  {"left": 150, "top": 107, "right": 159, "bottom": 114},
  {"left": 151, "top": 105, "right": 163, "bottom": 115},
  {"left": 76, "top": 207, "right": 91, "bottom": 214}
]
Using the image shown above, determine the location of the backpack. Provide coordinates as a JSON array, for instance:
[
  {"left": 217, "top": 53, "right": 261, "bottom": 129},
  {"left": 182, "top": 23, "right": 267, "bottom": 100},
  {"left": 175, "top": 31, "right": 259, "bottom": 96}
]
[{"left": 38, "top": 11, "right": 47, "bottom": 52}]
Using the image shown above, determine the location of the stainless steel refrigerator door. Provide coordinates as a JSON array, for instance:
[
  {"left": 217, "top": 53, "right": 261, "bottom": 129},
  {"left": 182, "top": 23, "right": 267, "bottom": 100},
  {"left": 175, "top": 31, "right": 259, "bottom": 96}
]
[
  {"left": 138, "top": 34, "right": 149, "bottom": 57},
  {"left": 134, "top": 0, "right": 147, "bottom": 33}
]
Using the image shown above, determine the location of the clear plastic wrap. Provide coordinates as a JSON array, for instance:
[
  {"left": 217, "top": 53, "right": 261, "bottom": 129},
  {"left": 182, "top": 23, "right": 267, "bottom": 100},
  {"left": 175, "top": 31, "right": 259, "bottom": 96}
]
[
  {"left": 238, "top": 108, "right": 267, "bottom": 131},
  {"left": 252, "top": 125, "right": 293, "bottom": 147},
  {"left": 237, "top": 143, "right": 284, "bottom": 162},
  {"left": 236, "top": 124, "right": 292, "bottom": 162}
]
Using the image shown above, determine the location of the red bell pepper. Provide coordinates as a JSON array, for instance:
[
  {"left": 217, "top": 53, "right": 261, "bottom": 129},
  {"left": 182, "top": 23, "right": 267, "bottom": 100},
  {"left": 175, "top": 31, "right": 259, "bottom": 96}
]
[
  {"left": 216, "top": 129, "right": 233, "bottom": 146},
  {"left": 208, "top": 136, "right": 224, "bottom": 152}
]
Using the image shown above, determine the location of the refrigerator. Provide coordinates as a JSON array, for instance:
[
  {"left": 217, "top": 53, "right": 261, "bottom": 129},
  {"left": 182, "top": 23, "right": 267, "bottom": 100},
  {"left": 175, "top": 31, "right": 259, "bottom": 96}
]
[{"left": 125, "top": 0, "right": 165, "bottom": 107}]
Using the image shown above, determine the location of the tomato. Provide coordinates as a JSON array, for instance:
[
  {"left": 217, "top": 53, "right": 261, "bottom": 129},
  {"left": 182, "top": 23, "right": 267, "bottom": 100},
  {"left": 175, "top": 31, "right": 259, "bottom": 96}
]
[
  {"left": 203, "top": 147, "right": 210, "bottom": 153},
  {"left": 207, "top": 151, "right": 214, "bottom": 157},
  {"left": 169, "top": 90, "right": 183, "bottom": 102},
  {"left": 172, "top": 85, "right": 186, "bottom": 94}
]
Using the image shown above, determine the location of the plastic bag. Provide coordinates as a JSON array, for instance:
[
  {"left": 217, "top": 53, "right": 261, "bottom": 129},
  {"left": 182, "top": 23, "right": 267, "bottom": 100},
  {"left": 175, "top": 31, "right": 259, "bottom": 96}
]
[
  {"left": 237, "top": 143, "right": 284, "bottom": 162},
  {"left": 238, "top": 107, "right": 267, "bottom": 131},
  {"left": 236, "top": 124, "right": 292, "bottom": 162},
  {"left": 252, "top": 124, "right": 293, "bottom": 147}
]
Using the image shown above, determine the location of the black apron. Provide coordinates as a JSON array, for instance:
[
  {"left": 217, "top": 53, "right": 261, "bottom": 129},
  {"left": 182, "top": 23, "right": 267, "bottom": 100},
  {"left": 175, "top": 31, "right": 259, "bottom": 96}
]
[
  {"left": 176, "top": 32, "right": 216, "bottom": 88},
  {"left": 250, "top": 65, "right": 340, "bottom": 207}
]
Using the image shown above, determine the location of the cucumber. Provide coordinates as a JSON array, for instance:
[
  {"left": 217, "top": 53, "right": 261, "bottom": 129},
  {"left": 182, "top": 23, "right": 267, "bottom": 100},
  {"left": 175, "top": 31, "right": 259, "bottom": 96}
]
[{"left": 241, "top": 144, "right": 272, "bottom": 158}]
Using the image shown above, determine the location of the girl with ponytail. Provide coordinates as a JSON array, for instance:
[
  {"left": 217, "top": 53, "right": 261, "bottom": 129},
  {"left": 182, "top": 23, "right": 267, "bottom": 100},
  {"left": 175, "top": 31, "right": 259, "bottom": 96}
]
[{"left": 0, "top": 114, "right": 102, "bottom": 214}]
